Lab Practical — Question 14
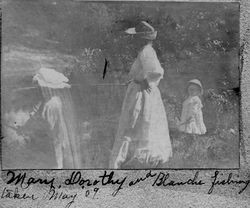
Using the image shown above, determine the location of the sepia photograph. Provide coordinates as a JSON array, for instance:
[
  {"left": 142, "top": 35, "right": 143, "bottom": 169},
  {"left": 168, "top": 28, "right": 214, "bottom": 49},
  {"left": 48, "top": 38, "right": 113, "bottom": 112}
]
[{"left": 1, "top": 0, "right": 240, "bottom": 169}]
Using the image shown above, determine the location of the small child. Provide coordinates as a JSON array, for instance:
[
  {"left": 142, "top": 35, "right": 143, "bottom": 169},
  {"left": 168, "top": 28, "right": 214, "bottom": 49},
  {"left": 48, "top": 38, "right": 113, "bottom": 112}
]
[{"left": 177, "top": 79, "right": 206, "bottom": 135}]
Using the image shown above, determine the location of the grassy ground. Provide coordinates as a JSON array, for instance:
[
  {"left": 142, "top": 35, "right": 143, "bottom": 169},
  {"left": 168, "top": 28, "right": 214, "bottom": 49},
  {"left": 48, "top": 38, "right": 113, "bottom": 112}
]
[{"left": 1, "top": 109, "right": 239, "bottom": 169}]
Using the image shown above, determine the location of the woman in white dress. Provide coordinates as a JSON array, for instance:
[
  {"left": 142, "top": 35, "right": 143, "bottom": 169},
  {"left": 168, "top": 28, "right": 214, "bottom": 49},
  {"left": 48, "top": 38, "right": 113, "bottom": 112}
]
[{"left": 109, "top": 21, "right": 172, "bottom": 169}]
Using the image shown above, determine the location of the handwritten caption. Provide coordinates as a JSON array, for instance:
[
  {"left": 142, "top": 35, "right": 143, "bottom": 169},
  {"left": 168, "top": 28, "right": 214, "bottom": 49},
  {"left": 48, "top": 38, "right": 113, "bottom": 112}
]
[{"left": 1, "top": 170, "right": 249, "bottom": 207}]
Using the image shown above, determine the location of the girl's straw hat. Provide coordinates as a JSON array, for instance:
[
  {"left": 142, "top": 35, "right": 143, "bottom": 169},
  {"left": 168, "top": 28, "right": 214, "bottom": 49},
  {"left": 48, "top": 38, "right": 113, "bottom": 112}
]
[
  {"left": 188, "top": 79, "right": 203, "bottom": 95},
  {"left": 125, "top": 21, "right": 157, "bottom": 40}
]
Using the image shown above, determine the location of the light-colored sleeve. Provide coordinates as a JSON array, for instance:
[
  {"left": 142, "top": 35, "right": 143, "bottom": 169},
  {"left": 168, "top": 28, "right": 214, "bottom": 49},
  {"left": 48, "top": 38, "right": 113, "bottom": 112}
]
[
  {"left": 42, "top": 96, "right": 62, "bottom": 130},
  {"left": 140, "top": 46, "right": 164, "bottom": 83}
]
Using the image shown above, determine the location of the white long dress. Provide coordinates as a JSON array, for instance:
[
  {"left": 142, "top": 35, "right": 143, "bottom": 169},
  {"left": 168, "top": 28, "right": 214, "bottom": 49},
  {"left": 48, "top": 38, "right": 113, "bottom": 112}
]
[
  {"left": 42, "top": 95, "right": 81, "bottom": 169},
  {"left": 34, "top": 68, "right": 81, "bottom": 169},
  {"left": 109, "top": 43, "right": 172, "bottom": 169}
]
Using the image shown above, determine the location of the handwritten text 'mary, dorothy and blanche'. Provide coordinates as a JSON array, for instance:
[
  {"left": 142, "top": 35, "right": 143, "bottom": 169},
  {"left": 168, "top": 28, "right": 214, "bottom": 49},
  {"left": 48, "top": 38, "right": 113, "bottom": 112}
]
[{"left": 1, "top": 170, "right": 250, "bottom": 207}]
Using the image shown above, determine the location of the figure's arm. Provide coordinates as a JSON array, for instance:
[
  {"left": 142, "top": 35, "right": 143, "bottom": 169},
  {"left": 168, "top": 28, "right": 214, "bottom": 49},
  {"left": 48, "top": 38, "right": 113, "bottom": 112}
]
[
  {"left": 29, "top": 101, "right": 42, "bottom": 117},
  {"left": 178, "top": 116, "right": 193, "bottom": 126},
  {"left": 125, "top": 72, "right": 133, "bottom": 85},
  {"left": 178, "top": 99, "right": 199, "bottom": 127},
  {"left": 146, "top": 72, "right": 162, "bottom": 83},
  {"left": 187, "top": 97, "right": 206, "bottom": 134},
  {"left": 136, "top": 79, "right": 152, "bottom": 93}
]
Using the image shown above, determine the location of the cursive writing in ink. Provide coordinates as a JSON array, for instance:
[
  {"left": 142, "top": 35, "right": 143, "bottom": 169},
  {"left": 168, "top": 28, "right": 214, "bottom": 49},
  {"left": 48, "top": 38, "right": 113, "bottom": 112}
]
[
  {"left": 152, "top": 171, "right": 204, "bottom": 187},
  {"left": 64, "top": 171, "right": 100, "bottom": 189},
  {"left": 99, "top": 171, "right": 127, "bottom": 197},
  {"left": 1, "top": 187, "right": 38, "bottom": 200},
  {"left": 47, "top": 188, "right": 77, "bottom": 201},
  {"left": 6, "top": 170, "right": 55, "bottom": 191},
  {"left": 208, "top": 170, "right": 250, "bottom": 194},
  {"left": 129, "top": 170, "right": 157, "bottom": 186},
  {"left": 45, "top": 187, "right": 77, "bottom": 208},
  {"left": 64, "top": 171, "right": 126, "bottom": 197}
]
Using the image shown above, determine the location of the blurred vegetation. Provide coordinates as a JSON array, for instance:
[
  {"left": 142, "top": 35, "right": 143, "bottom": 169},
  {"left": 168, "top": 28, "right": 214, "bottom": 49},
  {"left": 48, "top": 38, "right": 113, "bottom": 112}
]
[{"left": 2, "top": 0, "right": 240, "bottom": 168}]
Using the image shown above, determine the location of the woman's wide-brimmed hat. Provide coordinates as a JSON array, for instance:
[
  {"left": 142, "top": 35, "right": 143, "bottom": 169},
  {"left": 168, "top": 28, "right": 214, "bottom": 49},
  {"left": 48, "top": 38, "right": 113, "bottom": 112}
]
[
  {"left": 188, "top": 79, "right": 204, "bottom": 95},
  {"left": 125, "top": 21, "right": 157, "bottom": 40},
  {"left": 33, "top": 67, "right": 70, "bottom": 89}
]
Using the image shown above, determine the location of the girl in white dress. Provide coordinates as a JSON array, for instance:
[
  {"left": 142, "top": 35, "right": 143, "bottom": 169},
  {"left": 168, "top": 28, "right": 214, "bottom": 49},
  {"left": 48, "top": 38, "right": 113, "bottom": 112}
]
[
  {"left": 177, "top": 79, "right": 206, "bottom": 135},
  {"left": 33, "top": 67, "right": 81, "bottom": 169},
  {"left": 109, "top": 21, "right": 172, "bottom": 169}
]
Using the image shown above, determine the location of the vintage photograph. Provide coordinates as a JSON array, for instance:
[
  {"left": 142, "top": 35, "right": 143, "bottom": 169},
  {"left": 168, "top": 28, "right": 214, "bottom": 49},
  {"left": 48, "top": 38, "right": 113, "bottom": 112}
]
[{"left": 1, "top": 0, "right": 240, "bottom": 169}]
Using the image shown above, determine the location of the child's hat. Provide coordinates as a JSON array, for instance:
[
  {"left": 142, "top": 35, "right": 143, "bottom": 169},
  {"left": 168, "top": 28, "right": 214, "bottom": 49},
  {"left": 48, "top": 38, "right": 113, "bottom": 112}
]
[
  {"left": 188, "top": 79, "right": 203, "bottom": 95},
  {"left": 125, "top": 21, "right": 157, "bottom": 40}
]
